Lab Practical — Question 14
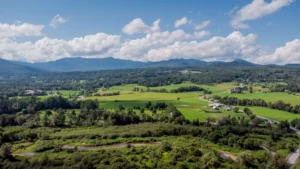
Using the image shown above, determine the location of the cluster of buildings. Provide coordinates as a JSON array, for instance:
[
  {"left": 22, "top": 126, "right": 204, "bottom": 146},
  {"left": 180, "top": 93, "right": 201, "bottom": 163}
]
[
  {"left": 230, "top": 88, "right": 238, "bottom": 94},
  {"left": 24, "top": 90, "right": 43, "bottom": 95},
  {"left": 208, "top": 98, "right": 232, "bottom": 111}
]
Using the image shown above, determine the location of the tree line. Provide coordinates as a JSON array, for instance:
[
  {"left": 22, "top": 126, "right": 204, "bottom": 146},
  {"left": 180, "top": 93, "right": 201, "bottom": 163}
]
[{"left": 213, "top": 95, "right": 300, "bottom": 114}]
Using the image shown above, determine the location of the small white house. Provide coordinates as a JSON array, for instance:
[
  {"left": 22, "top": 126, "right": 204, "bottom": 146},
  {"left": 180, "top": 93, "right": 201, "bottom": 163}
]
[
  {"left": 225, "top": 106, "right": 232, "bottom": 111},
  {"left": 209, "top": 103, "right": 224, "bottom": 108},
  {"left": 24, "top": 90, "right": 34, "bottom": 95}
]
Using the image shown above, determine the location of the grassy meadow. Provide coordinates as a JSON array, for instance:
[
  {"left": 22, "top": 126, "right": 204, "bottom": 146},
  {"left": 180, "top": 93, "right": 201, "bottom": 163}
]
[
  {"left": 217, "top": 92, "right": 300, "bottom": 106},
  {"left": 22, "top": 82, "right": 300, "bottom": 122},
  {"left": 85, "top": 82, "right": 249, "bottom": 121},
  {"left": 239, "top": 106, "right": 300, "bottom": 122}
]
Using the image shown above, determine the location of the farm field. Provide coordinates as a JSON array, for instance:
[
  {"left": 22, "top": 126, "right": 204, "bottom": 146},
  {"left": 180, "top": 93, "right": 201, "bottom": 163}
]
[
  {"left": 47, "top": 90, "right": 81, "bottom": 98},
  {"left": 87, "top": 82, "right": 251, "bottom": 121},
  {"left": 87, "top": 82, "right": 300, "bottom": 123},
  {"left": 239, "top": 106, "right": 300, "bottom": 122},
  {"left": 216, "top": 92, "right": 300, "bottom": 106},
  {"left": 17, "top": 82, "right": 300, "bottom": 123}
]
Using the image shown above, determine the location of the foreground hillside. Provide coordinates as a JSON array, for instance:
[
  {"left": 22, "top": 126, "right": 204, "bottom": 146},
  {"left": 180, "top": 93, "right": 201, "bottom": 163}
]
[{"left": 1, "top": 66, "right": 300, "bottom": 168}]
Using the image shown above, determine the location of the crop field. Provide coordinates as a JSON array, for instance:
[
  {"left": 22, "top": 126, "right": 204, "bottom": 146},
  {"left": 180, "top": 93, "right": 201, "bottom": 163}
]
[
  {"left": 217, "top": 92, "right": 300, "bottom": 106},
  {"left": 21, "top": 82, "right": 300, "bottom": 122},
  {"left": 239, "top": 106, "right": 300, "bottom": 122},
  {"left": 86, "top": 82, "right": 300, "bottom": 123},
  {"left": 85, "top": 82, "right": 249, "bottom": 121},
  {"left": 46, "top": 90, "right": 81, "bottom": 98}
]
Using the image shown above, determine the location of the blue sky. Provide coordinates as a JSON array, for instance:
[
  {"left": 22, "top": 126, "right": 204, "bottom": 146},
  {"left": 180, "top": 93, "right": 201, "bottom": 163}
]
[{"left": 0, "top": 0, "right": 299, "bottom": 64}]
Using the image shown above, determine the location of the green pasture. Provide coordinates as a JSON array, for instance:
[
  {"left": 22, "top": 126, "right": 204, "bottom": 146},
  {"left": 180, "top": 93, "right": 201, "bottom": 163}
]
[
  {"left": 89, "top": 83, "right": 251, "bottom": 121},
  {"left": 47, "top": 90, "right": 80, "bottom": 98},
  {"left": 217, "top": 92, "right": 300, "bottom": 106},
  {"left": 239, "top": 106, "right": 300, "bottom": 122},
  {"left": 177, "top": 107, "right": 247, "bottom": 121},
  {"left": 37, "top": 82, "right": 300, "bottom": 122}
]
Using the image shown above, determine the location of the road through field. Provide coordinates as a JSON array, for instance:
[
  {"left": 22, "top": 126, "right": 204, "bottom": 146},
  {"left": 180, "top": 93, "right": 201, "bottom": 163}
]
[
  {"left": 257, "top": 116, "right": 300, "bottom": 166},
  {"left": 199, "top": 94, "right": 300, "bottom": 165}
]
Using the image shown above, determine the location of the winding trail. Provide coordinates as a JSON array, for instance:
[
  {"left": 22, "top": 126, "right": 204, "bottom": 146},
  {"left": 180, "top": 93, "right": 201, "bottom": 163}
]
[
  {"left": 260, "top": 145, "right": 276, "bottom": 157},
  {"left": 216, "top": 150, "right": 237, "bottom": 161}
]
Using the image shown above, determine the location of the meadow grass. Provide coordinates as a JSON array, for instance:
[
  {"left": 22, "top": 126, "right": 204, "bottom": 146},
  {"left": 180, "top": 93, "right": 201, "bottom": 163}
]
[
  {"left": 47, "top": 90, "right": 80, "bottom": 98},
  {"left": 217, "top": 92, "right": 300, "bottom": 106},
  {"left": 89, "top": 82, "right": 300, "bottom": 122},
  {"left": 239, "top": 106, "right": 300, "bottom": 122},
  {"left": 22, "top": 82, "right": 300, "bottom": 122}
]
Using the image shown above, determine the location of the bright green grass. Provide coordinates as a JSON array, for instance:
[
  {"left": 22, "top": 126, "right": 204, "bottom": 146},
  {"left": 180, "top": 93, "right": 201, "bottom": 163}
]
[
  {"left": 47, "top": 90, "right": 80, "bottom": 98},
  {"left": 178, "top": 107, "right": 247, "bottom": 121},
  {"left": 89, "top": 82, "right": 300, "bottom": 122},
  {"left": 96, "top": 82, "right": 225, "bottom": 95},
  {"left": 89, "top": 83, "right": 251, "bottom": 121},
  {"left": 217, "top": 92, "right": 300, "bottom": 106},
  {"left": 239, "top": 106, "right": 300, "bottom": 122}
]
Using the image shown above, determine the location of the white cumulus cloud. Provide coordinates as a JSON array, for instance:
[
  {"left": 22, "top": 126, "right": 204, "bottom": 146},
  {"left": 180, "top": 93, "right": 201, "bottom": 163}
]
[
  {"left": 0, "top": 23, "right": 44, "bottom": 38},
  {"left": 142, "top": 31, "right": 262, "bottom": 62},
  {"left": 49, "top": 14, "right": 68, "bottom": 28},
  {"left": 194, "top": 20, "right": 210, "bottom": 30},
  {"left": 174, "top": 17, "right": 190, "bottom": 28},
  {"left": 194, "top": 31, "right": 210, "bottom": 39},
  {"left": 0, "top": 33, "right": 120, "bottom": 62},
  {"left": 231, "top": 0, "right": 294, "bottom": 29},
  {"left": 255, "top": 39, "right": 300, "bottom": 65},
  {"left": 114, "top": 29, "right": 191, "bottom": 61},
  {"left": 122, "top": 18, "right": 160, "bottom": 35}
]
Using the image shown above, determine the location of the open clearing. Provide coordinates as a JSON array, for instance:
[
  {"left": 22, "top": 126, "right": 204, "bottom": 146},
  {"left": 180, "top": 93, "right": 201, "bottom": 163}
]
[
  {"left": 217, "top": 92, "right": 300, "bottom": 106},
  {"left": 31, "top": 82, "right": 300, "bottom": 122},
  {"left": 239, "top": 106, "right": 300, "bottom": 122}
]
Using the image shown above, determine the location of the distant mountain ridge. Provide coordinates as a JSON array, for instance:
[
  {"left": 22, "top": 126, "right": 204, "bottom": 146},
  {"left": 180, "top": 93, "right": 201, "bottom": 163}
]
[
  {"left": 0, "top": 57, "right": 271, "bottom": 74},
  {"left": 285, "top": 64, "right": 300, "bottom": 68},
  {"left": 16, "top": 57, "right": 144, "bottom": 72},
  {"left": 3, "top": 57, "right": 260, "bottom": 73},
  {"left": 15, "top": 57, "right": 257, "bottom": 72},
  {"left": 0, "top": 58, "right": 44, "bottom": 75}
]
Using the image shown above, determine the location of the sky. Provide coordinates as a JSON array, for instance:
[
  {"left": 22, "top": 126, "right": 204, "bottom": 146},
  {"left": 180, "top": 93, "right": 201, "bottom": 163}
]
[{"left": 0, "top": 0, "right": 299, "bottom": 65}]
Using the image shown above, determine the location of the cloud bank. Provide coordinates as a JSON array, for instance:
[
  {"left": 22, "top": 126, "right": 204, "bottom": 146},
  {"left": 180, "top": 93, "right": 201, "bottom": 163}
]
[
  {"left": 231, "top": 0, "right": 294, "bottom": 29},
  {"left": 0, "top": 17, "right": 299, "bottom": 65},
  {"left": 0, "top": 23, "right": 44, "bottom": 38}
]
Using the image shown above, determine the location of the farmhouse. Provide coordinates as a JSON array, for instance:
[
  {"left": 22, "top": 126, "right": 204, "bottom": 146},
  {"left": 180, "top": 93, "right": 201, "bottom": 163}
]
[
  {"left": 24, "top": 90, "right": 34, "bottom": 95},
  {"left": 230, "top": 89, "right": 237, "bottom": 94},
  {"left": 225, "top": 106, "right": 232, "bottom": 111},
  {"left": 24, "top": 89, "right": 44, "bottom": 95},
  {"left": 208, "top": 103, "right": 224, "bottom": 108}
]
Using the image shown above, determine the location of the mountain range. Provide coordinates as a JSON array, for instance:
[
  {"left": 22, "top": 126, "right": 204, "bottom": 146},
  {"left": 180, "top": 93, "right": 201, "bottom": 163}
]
[
  {"left": 0, "top": 57, "right": 293, "bottom": 75},
  {"left": 0, "top": 58, "right": 44, "bottom": 75}
]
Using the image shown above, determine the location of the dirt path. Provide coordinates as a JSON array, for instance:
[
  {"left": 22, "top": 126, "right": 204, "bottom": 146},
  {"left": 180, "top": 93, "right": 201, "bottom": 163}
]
[
  {"left": 199, "top": 91, "right": 229, "bottom": 102},
  {"left": 217, "top": 150, "right": 237, "bottom": 161},
  {"left": 260, "top": 145, "right": 276, "bottom": 157}
]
